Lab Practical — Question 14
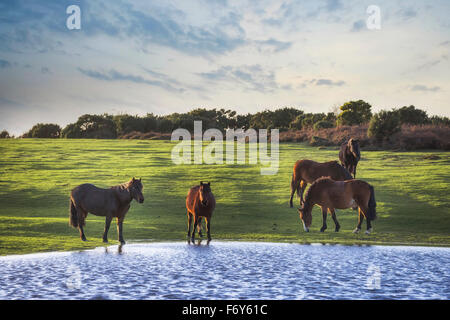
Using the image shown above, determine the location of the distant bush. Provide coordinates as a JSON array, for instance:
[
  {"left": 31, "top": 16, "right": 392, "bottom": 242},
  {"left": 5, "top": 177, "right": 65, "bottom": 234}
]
[
  {"left": 395, "top": 105, "right": 429, "bottom": 125},
  {"left": 397, "top": 125, "right": 450, "bottom": 150},
  {"left": 62, "top": 114, "right": 116, "bottom": 139},
  {"left": 313, "top": 120, "right": 335, "bottom": 131},
  {"left": 23, "top": 123, "right": 61, "bottom": 138},
  {"left": 367, "top": 110, "right": 401, "bottom": 143},
  {"left": 429, "top": 115, "right": 450, "bottom": 126},
  {"left": 310, "top": 136, "right": 331, "bottom": 146},
  {"left": 0, "top": 130, "right": 10, "bottom": 138},
  {"left": 337, "top": 100, "right": 372, "bottom": 126}
]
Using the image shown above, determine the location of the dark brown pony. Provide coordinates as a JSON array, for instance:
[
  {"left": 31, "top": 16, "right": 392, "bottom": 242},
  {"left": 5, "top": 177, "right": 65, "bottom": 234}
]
[
  {"left": 290, "top": 160, "right": 353, "bottom": 208},
  {"left": 69, "top": 178, "right": 144, "bottom": 244},
  {"left": 297, "top": 177, "right": 376, "bottom": 234},
  {"left": 186, "top": 182, "right": 216, "bottom": 242},
  {"left": 339, "top": 138, "right": 361, "bottom": 178}
]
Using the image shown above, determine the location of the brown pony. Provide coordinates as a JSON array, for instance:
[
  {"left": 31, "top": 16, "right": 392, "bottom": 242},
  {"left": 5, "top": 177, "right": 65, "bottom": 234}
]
[
  {"left": 69, "top": 178, "right": 144, "bottom": 244},
  {"left": 297, "top": 177, "right": 376, "bottom": 234},
  {"left": 290, "top": 160, "right": 353, "bottom": 208},
  {"left": 339, "top": 138, "right": 361, "bottom": 178},
  {"left": 186, "top": 182, "right": 216, "bottom": 242}
]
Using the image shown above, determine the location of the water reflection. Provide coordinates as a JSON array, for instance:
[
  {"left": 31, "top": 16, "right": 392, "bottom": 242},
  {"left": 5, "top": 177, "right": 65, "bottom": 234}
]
[{"left": 0, "top": 242, "right": 448, "bottom": 300}]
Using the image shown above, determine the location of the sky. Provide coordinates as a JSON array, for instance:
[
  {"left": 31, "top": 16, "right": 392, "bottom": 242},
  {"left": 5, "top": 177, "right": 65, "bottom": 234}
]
[{"left": 0, "top": 0, "right": 449, "bottom": 135}]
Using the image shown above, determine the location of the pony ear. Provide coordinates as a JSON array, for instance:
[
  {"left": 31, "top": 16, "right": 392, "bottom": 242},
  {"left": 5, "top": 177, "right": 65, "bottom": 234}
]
[
  {"left": 132, "top": 177, "right": 135, "bottom": 181},
  {"left": 207, "top": 182, "right": 211, "bottom": 186},
  {"left": 139, "top": 178, "right": 142, "bottom": 182},
  {"left": 200, "top": 181, "right": 203, "bottom": 185}
]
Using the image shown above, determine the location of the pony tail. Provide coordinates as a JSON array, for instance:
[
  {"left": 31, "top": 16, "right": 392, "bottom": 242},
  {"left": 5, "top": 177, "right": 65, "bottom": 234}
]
[
  {"left": 69, "top": 199, "right": 79, "bottom": 228},
  {"left": 368, "top": 185, "right": 377, "bottom": 220}
]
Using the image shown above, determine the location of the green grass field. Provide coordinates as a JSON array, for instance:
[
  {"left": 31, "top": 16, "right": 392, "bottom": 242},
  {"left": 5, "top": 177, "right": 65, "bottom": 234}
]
[{"left": 0, "top": 139, "right": 449, "bottom": 255}]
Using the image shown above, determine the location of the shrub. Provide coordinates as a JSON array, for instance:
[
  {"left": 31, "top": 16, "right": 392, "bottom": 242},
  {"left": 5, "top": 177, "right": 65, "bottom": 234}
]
[
  {"left": 313, "top": 120, "right": 335, "bottom": 131},
  {"left": 0, "top": 130, "right": 10, "bottom": 138},
  {"left": 395, "top": 105, "right": 429, "bottom": 125},
  {"left": 62, "top": 114, "right": 117, "bottom": 139},
  {"left": 337, "top": 100, "right": 372, "bottom": 126},
  {"left": 24, "top": 123, "right": 61, "bottom": 138},
  {"left": 429, "top": 115, "right": 450, "bottom": 126},
  {"left": 310, "top": 136, "right": 331, "bottom": 146},
  {"left": 367, "top": 110, "right": 401, "bottom": 143}
]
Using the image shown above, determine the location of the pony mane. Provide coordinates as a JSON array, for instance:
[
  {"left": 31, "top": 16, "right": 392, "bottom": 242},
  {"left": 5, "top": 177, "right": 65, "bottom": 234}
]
[{"left": 112, "top": 180, "right": 133, "bottom": 191}]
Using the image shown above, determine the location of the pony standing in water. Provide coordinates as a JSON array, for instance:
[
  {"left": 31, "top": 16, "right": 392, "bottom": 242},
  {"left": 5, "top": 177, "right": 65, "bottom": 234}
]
[
  {"left": 69, "top": 178, "right": 144, "bottom": 244},
  {"left": 186, "top": 182, "right": 215, "bottom": 242},
  {"left": 297, "top": 177, "right": 376, "bottom": 234},
  {"left": 290, "top": 160, "right": 353, "bottom": 208}
]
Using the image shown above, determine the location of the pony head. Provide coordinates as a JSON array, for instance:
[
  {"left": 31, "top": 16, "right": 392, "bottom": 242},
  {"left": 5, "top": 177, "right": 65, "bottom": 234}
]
[
  {"left": 129, "top": 177, "right": 144, "bottom": 203},
  {"left": 297, "top": 206, "right": 312, "bottom": 232},
  {"left": 199, "top": 181, "right": 211, "bottom": 206},
  {"left": 348, "top": 138, "right": 361, "bottom": 161}
]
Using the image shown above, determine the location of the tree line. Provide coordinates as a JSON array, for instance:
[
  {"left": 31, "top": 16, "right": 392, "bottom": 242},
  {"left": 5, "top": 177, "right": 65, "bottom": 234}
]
[{"left": 1, "top": 100, "right": 449, "bottom": 142}]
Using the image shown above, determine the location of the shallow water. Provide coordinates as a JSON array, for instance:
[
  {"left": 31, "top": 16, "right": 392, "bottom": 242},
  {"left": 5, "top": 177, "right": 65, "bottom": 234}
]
[{"left": 0, "top": 241, "right": 448, "bottom": 300}]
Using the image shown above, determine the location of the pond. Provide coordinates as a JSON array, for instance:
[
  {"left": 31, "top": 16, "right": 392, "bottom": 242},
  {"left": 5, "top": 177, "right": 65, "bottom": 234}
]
[{"left": 0, "top": 241, "right": 448, "bottom": 300}]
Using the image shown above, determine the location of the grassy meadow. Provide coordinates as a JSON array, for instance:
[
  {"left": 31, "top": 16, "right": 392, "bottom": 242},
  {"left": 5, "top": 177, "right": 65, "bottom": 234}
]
[{"left": 0, "top": 139, "right": 449, "bottom": 255}]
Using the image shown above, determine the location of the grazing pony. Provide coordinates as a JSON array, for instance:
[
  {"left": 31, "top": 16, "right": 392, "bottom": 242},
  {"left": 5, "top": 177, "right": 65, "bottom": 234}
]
[
  {"left": 69, "top": 178, "right": 144, "bottom": 244},
  {"left": 290, "top": 160, "right": 353, "bottom": 208},
  {"left": 186, "top": 182, "right": 216, "bottom": 242},
  {"left": 297, "top": 177, "right": 376, "bottom": 234},
  {"left": 339, "top": 138, "right": 361, "bottom": 178}
]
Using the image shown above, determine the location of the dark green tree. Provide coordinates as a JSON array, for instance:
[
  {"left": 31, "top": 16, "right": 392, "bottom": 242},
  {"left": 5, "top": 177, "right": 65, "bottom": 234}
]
[
  {"left": 24, "top": 123, "right": 61, "bottom": 138},
  {"left": 395, "top": 105, "right": 429, "bottom": 125},
  {"left": 0, "top": 130, "right": 11, "bottom": 138},
  {"left": 337, "top": 100, "right": 372, "bottom": 126},
  {"left": 62, "top": 114, "right": 117, "bottom": 139},
  {"left": 367, "top": 110, "right": 401, "bottom": 142}
]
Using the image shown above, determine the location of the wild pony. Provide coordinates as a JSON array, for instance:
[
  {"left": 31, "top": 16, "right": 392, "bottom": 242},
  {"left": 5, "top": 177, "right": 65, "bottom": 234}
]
[
  {"left": 339, "top": 138, "right": 361, "bottom": 178},
  {"left": 69, "top": 177, "right": 144, "bottom": 244},
  {"left": 290, "top": 160, "right": 353, "bottom": 208},
  {"left": 297, "top": 177, "right": 376, "bottom": 234},
  {"left": 186, "top": 182, "right": 216, "bottom": 242}
]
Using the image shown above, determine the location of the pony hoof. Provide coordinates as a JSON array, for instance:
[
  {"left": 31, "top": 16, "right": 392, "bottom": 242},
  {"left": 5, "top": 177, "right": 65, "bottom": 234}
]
[
  {"left": 335, "top": 227, "right": 340, "bottom": 232},
  {"left": 199, "top": 232, "right": 203, "bottom": 238},
  {"left": 81, "top": 236, "right": 87, "bottom": 242},
  {"left": 365, "top": 228, "right": 373, "bottom": 235},
  {"left": 352, "top": 228, "right": 360, "bottom": 234},
  {"left": 103, "top": 239, "right": 108, "bottom": 243},
  {"left": 320, "top": 227, "right": 327, "bottom": 233}
]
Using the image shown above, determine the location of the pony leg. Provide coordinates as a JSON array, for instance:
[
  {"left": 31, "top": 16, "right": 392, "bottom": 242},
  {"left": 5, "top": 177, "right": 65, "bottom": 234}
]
[
  {"left": 320, "top": 207, "right": 327, "bottom": 232},
  {"left": 299, "top": 181, "right": 307, "bottom": 206},
  {"left": 361, "top": 205, "right": 373, "bottom": 234},
  {"left": 205, "top": 217, "right": 211, "bottom": 241},
  {"left": 191, "top": 216, "right": 198, "bottom": 241},
  {"left": 365, "top": 218, "right": 373, "bottom": 234},
  {"left": 353, "top": 208, "right": 364, "bottom": 233},
  {"left": 103, "top": 216, "right": 112, "bottom": 243},
  {"left": 187, "top": 212, "right": 193, "bottom": 238},
  {"left": 79, "top": 225, "right": 87, "bottom": 241},
  {"left": 330, "top": 209, "right": 340, "bottom": 232},
  {"left": 76, "top": 207, "right": 87, "bottom": 241},
  {"left": 353, "top": 165, "right": 357, "bottom": 178},
  {"left": 117, "top": 217, "right": 125, "bottom": 244},
  {"left": 289, "top": 176, "right": 300, "bottom": 208},
  {"left": 197, "top": 217, "right": 203, "bottom": 237}
]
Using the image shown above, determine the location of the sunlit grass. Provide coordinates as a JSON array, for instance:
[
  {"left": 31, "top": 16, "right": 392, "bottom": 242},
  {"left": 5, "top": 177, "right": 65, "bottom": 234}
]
[{"left": 0, "top": 139, "right": 449, "bottom": 255}]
